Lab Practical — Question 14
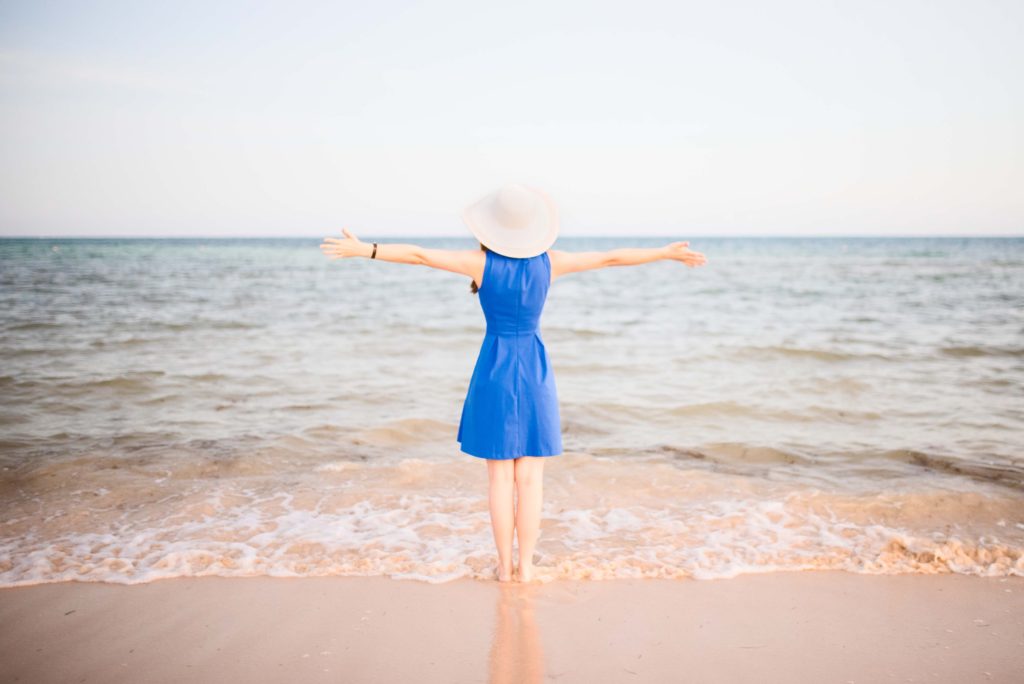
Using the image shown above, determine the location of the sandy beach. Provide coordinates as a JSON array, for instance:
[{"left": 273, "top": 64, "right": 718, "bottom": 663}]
[{"left": 2, "top": 571, "right": 1021, "bottom": 683}]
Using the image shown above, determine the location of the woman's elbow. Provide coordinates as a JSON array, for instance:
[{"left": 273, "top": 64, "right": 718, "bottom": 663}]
[{"left": 408, "top": 247, "right": 429, "bottom": 266}]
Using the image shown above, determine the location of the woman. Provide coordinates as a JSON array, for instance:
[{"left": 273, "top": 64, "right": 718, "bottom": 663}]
[{"left": 320, "top": 184, "right": 708, "bottom": 583}]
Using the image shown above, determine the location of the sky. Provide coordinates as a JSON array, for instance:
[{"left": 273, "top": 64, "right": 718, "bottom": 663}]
[{"left": 0, "top": 0, "right": 1021, "bottom": 238}]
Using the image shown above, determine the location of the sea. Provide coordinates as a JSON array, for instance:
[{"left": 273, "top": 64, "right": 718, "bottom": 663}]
[{"left": 1, "top": 235, "right": 1022, "bottom": 586}]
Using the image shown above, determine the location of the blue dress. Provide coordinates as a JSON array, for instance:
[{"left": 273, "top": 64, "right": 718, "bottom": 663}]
[{"left": 457, "top": 250, "right": 563, "bottom": 459}]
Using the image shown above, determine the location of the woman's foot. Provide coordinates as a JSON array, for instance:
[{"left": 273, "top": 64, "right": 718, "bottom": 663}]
[
  {"left": 495, "top": 563, "right": 513, "bottom": 583},
  {"left": 518, "top": 562, "right": 535, "bottom": 583}
]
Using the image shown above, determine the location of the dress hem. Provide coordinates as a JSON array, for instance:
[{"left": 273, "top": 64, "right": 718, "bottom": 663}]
[{"left": 459, "top": 445, "right": 562, "bottom": 460}]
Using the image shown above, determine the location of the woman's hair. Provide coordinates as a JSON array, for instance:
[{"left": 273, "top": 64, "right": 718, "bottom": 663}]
[{"left": 470, "top": 242, "right": 490, "bottom": 294}]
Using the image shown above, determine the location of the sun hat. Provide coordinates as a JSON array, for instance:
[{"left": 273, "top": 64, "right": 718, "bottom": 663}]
[{"left": 461, "top": 183, "right": 560, "bottom": 258}]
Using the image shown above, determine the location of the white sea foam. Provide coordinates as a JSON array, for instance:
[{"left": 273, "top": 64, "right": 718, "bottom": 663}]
[{"left": 1, "top": 458, "right": 1021, "bottom": 587}]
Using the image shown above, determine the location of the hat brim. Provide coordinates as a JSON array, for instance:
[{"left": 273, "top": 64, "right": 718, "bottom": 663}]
[{"left": 462, "top": 185, "right": 559, "bottom": 258}]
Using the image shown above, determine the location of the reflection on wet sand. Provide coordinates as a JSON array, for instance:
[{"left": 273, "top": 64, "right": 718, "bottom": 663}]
[{"left": 488, "top": 583, "right": 544, "bottom": 684}]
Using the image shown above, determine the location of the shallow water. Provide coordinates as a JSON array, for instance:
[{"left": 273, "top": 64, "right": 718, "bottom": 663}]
[{"left": 1, "top": 236, "right": 1022, "bottom": 585}]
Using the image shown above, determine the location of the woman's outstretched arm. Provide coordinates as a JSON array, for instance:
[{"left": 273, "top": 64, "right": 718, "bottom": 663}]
[
  {"left": 549, "top": 241, "right": 707, "bottom": 280},
  {"left": 320, "top": 228, "right": 481, "bottom": 279}
]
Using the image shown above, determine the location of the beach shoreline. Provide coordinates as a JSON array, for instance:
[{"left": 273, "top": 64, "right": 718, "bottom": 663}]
[{"left": 2, "top": 570, "right": 1021, "bottom": 683}]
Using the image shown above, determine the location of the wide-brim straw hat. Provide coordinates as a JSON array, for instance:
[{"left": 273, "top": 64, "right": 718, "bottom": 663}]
[{"left": 462, "top": 184, "right": 559, "bottom": 258}]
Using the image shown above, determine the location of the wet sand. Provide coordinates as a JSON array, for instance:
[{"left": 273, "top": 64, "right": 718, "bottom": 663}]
[{"left": 1, "top": 571, "right": 1022, "bottom": 683}]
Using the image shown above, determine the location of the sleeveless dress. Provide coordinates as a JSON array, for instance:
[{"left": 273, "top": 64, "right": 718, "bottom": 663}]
[{"left": 457, "top": 250, "right": 563, "bottom": 460}]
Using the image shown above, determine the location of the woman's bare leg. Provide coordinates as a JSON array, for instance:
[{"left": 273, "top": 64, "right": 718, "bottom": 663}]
[
  {"left": 487, "top": 459, "right": 515, "bottom": 582},
  {"left": 514, "top": 456, "right": 545, "bottom": 582}
]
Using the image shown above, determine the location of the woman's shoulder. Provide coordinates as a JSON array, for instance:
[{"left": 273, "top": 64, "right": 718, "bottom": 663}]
[{"left": 545, "top": 249, "right": 566, "bottom": 268}]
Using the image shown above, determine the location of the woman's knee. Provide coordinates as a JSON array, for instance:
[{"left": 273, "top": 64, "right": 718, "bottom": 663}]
[
  {"left": 487, "top": 459, "right": 515, "bottom": 484},
  {"left": 513, "top": 456, "right": 544, "bottom": 486}
]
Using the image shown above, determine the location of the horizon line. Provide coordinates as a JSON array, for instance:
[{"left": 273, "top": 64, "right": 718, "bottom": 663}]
[{"left": 2, "top": 233, "right": 1022, "bottom": 240}]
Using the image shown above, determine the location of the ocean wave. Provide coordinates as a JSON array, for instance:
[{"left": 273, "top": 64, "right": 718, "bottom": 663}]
[
  {"left": 651, "top": 442, "right": 812, "bottom": 467},
  {"left": 88, "top": 336, "right": 169, "bottom": 349},
  {"left": 351, "top": 417, "right": 454, "bottom": 447},
  {"left": 666, "top": 401, "right": 882, "bottom": 424},
  {"left": 67, "top": 372, "right": 166, "bottom": 394},
  {"left": 0, "top": 372, "right": 171, "bottom": 396},
  {"left": 2, "top": 321, "right": 64, "bottom": 332},
  {"left": 939, "top": 345, "right": 1024, "bottom": 358},
  {"left": 644, "top": 443, "right": 1024, "bottom": 490},
  {"left": 145, "top": 319, "right": 259, "bottom": 332},
  {"left": 727, "top": 345, "right": 892, "bottom": 362},
  {"left": 865, "top": 448, "right": 1024, "bottom": 490}
]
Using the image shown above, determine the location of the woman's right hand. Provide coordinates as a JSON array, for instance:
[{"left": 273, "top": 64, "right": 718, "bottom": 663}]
[
  {"left": 664, "top": 241, "right": 708, "bottom": 267},
  {"left": 320, "top": 228, "right": 367, "bottom": 260}
]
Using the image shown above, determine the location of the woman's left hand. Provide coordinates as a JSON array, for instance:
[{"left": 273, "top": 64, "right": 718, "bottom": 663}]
[{"left": 664, "top": 241, "right": 708, "bottom": 267}]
